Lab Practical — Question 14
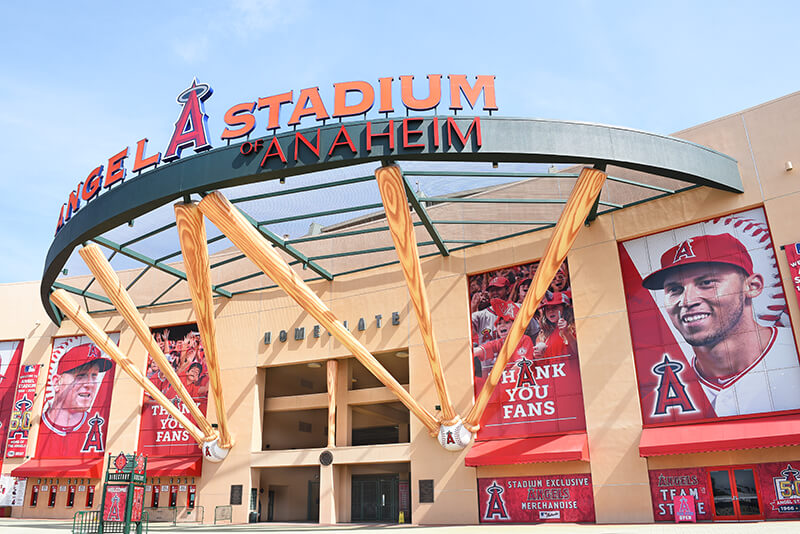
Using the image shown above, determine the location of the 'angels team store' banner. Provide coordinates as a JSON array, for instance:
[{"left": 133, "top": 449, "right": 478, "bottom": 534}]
[
  {"left": 619, "top": 208, "right": 800, "bottom": 424},
  {"left": 469, "top": 259, "right": 586, "bottom": 439},
  {"left": 35, "top": 335, "right": 117, "bottom": 459},
  {"left": 138, "top": 324, "right": 209, "bottom": 467},
  {"left": 0, "top": 340, "right": 24, "bottom": 461}
]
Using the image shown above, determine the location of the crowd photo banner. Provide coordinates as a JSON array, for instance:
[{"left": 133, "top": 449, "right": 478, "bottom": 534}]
[
  {"left": 138, "top": 323, "right": 209, "bottom": 459},
  {"left": 468, "top": 259, "right": 586, "bottom": 439},
  {"left": 619, "top": 207, "right": 800, "bottom": 424},
  {"left": 35, "top": 335, "right": 118, "bottom": 458},
  {"left": 0, "top": 340, "right": 23, "bottom": 460}
]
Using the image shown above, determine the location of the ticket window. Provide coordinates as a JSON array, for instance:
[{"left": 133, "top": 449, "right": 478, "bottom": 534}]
[
  {"left": 169, "top": 485, "right": 179, "bottom": 508},
  {"left": 29, "top": 485, "right": 39, "bottom": 507},
  {"left": 151, "top": 485, "right": 160, "bottom": 508},
  {"left": 85, "top": 486, "right": 95, "bottom": 508},
  {"left": 187, "top": 486, "right": 196, "bottom": 509},
  {"left": 48, "top": 485, "right": 57, "bottom": 507},
  {"left": 67, "top": 485, "right": 76, "bottom": 508}
]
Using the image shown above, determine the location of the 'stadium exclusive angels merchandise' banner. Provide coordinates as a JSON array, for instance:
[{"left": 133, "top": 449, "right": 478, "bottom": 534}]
[
  {"left": 0, "top": 341, "right": 23, "bottom": 461},
  {"left": 35, "top": 335, "right": 118, "bottom": 458},
  {"left": 478, "top": 474, "right": 595, "bottom": 523},
  {"left": 619, "top": 207, "right": 800, "bottom": 424},
  {"left": 138, "top": 324, "right": 209, "bottom": 464},
  {"left": 469, "top": 259, "right": 586, "bottom": 439}
]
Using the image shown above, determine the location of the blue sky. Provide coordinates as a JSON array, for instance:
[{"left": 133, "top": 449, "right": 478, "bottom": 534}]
[{"left": 2, "top": 1, "right": 800, "bottom": 284}]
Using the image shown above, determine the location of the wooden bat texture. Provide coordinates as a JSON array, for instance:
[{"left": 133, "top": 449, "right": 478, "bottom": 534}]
[
  {"left": 327, "top": 359, "right": 337, "bottom": 448},
  {"left": 375, "top": 165, "right": 457, "bottom": 424},
  {"left": 198, "top": 191, "right": 440, "bottom": 434},
  {"left": 464, "top": 167, "right": 607, "bottom": 429},
  {"left": 78, "top": 244, "right": 217, "bottom": 441},
  {"left": 49, "top": 288, "right": 207, "bottom": 444},
  {"left": 174, "top": 202, "right": 233, "bottom": 449}
]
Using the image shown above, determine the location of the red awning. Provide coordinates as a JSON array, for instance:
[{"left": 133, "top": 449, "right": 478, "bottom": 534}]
[
  {"left": 640, "top": 413, "right": 800, "bottom": 456},
  {"left": 465, "top": 433, "right": 589, "bottom": 466},
  {"left": 144, "top": 457, "right": 202, "bottom": 477},
  {"left": 11, "top": 458, "right": 103, "bottom": 478}
]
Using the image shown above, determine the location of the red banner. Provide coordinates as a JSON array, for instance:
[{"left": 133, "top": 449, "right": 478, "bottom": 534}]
[
  {"left": 35, "top": 335, "right": 117, "bottom": 459},
  {"left": 5, "top": 362, "right": 38, "bottom": 458},
  {"left": 648, "top": 468, "right": 712, "bottom": 521},
  {"left": 619, "top": 208, "right": 800, "bottom": 424},
  {"left": 137, "top": 324, "right": 208, "bottom": 464},
  {"left": 103, "top": 486, "right": 128, "bottom": 521},
  {"left": 0, "top": 341, "right": 23, "bottom": 461},
  {"left": 756, "top": 461, "right": 800, "bottom": 519},
  {"left": 469, "top": 260, "right": 586, "bottom": 440},
  {"left": 784, "top": 243, "right": 800, "bottom": 308},
  {"left": 131, "top": 486, "right": 144, "bottom": 522},
  {"left": 478, "top": 474, "right": 594, "bottom": 523}
]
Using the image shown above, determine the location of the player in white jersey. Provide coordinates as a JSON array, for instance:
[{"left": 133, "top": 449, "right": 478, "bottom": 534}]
[{"left": 642, "top": 233, "right": 800, "bottom": 417}]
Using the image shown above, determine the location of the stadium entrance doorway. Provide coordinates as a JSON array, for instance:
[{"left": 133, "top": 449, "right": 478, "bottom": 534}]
[{"left": 351, "top": 474, "right": 399, "bottom": 523}]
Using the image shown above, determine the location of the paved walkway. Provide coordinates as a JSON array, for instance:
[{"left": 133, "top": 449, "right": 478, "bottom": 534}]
[{"left": 3, "top": 518, "right": 800, "bottom": 534}]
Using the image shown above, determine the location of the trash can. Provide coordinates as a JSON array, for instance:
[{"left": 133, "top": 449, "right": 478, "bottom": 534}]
[{"left": 248, "top": 511, "right": 258, "bottom": 523}]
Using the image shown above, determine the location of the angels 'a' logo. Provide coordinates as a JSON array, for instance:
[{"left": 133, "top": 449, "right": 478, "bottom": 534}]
[
  {"left": 652, "top": 355, "right": 696, "bottom": 416},
  {"left": 14, "top": 395, "right": 33, "bottom": 411},
  {"left": 773, "top": 464, "right": 800, "bottom": 500},
  {"left": 163, "top": 79, "right": 213, "bottom": 162},
  {"left": 107, "top": 493, "right": 122, "bottom": 522},
  {"left": 515, "top": 358, "right": 536, "bottom": 388},
  {"left": 484, "top": 482, "right": 509, "bottom": 520},
  {"left": 81, "top": 412, "right": 105, "bottom": 453},
  {"left": 672, "top": 239, "right": 696, "bottom": 264},
  {"left": 445, "top": 431, "right": 456, "bottom": 445}
]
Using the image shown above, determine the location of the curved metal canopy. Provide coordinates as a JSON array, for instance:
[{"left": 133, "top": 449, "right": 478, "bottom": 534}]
[{"left": 42, "top": 116, "right": 741, "bottom": 324}]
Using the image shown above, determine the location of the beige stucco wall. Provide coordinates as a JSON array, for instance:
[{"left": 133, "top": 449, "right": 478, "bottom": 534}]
[{"left": 4, "top": 91, "right": 800, "bottom": 524}]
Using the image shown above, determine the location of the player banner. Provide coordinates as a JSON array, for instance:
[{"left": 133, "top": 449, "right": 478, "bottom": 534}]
[
  {"left": 469, "top": 260, "right": 586, "bottom": 440},
  {"left": 138, "top": 324, "right": 208, "bottom": 461},
  {"left": 619, "top": 208, "right": 800, "bottom": 424},
  {"left": 35, "top": 335, "right": 118, "bottom": 459},
  {"left": 478, "top": 474, "right": 595, "bottom": 523},
  {"left": 757, "top": 461, "right": 800, "bottom": 519},
  {"left": 5, "top": 363, "right": 39, "bottom": 458},
  {"left": 648, "top": 468, "right": 712, "bottom": 522},
  {"left": 0, "top": 340, "right": 23, "bottom": 460}
]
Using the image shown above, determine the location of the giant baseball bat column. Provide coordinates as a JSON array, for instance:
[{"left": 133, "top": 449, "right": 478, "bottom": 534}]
[
  {"left": 174, "top": 202, "right": 234, "bottom": 449},
  {"left": 464, "top": 167, "right": 607, "bottom": 429},
  {"left": 375, "top": 164, "right": 458, "bottom": 424},
  {"left": 198, "top": 191, "right": 440, "bottom": 435},
  {"left": 78, "top": 244, "right": 217, "bottom": 442},
  {"left": 49, "top": 288, "right": 207, "bottom": 445},
  {"left": 327, "top": 359, "right": 338, "bottom": 448}
]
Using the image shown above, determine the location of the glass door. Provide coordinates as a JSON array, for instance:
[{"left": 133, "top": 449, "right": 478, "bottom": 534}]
[{"left": 708, "top": 467, "right": 763, "bottom": 521}]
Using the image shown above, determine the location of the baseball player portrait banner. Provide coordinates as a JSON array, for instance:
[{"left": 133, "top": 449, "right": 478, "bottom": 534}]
[
  {"left": 0, "top": 340, "right": 24, "bottom": 460},
  {"left": 619, "top": 207, "right": 800, "bottom": 425},
  {"left": 35, "top": 335, "right": 118, "bottom": 459},
  {"left": 5, "top": 363, "right": 39, "bottom": 458},
  {"left": 468, "top": 259, "right": 586, "bottom": 440},
  {"left": 478, "top": 474, "right": 595, "bottom": 523},
  {"left": 137, "top": 323, "right": 209, "bottom": 461}
]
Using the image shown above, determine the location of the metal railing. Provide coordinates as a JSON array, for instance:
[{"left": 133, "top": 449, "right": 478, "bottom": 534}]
[
  {"left": 214, "top": 504, "right": 232, "bottom": 524},
  {"left": 72, "top": 510, "right": 100, "bottom": 534}
]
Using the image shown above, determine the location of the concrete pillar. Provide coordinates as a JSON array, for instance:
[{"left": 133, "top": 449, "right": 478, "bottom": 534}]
[{"left": 318, "top": 464, "right": 337, "bottom": 524}]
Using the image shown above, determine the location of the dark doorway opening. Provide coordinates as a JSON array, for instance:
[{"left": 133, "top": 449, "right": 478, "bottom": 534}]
[{"left": 351, "top": 474, "right": 399, "bottom": 523}]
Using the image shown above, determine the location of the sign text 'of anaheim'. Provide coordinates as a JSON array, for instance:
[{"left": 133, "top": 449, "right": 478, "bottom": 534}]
[{"left": 55, "top": 75, "right": 497, "bottom": 235}]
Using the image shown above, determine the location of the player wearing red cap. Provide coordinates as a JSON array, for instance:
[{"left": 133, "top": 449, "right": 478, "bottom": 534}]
[
  {"left": 37, "top": 342, "right": 114, "bottom": 457},
  {"left": 642, "top": 233, "right": 800, "bottom": 417},
  {"left": 473, "top": 298, "right": 535, "bottom": 365},
  {"left": 471, "top": 276, "right": 512, "bottom": 345}
]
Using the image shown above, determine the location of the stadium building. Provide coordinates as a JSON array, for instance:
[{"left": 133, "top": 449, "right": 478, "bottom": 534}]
[{"left": 1, "top": 76, "right": 800, "bottom": 525}]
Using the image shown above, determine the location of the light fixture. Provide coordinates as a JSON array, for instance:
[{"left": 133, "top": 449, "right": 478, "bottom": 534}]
[
  {"left": 492, "top": 162, "right": 498, "bottom": 169},
  {"left": 786, "top": 161, "right": 793, "bottom": 172},
  {"left": 395, "top": 351, "right": 408, "bottom": 358},
  {"left": 307, "top": 362, "right": 322, "bottom": 368}
]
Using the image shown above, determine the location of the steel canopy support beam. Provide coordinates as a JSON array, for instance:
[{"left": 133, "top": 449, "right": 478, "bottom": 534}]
[
  {"left": 92, "top": 236, "right": 232, "bottom": 298},
  {"left": 51, "top": 281, "right": 114, "bottom": 306},
  {"left": 398, "top": 171, "right": 449, "bottom": 257}
]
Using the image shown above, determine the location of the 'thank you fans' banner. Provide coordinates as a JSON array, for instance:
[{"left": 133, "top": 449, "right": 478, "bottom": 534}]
[
  {"left": 138, "top": 324, "right": 209, "bottom": 461},
  {"left": 0, "top": 340, "right": 23, "bottom": 460},
  {"left": 619, "top": 208, "right": 800, "bottom": 424},
  {"left": 469, "top": 259, "right": 586, "bottom": 440},
  {"left": 5, "top": 363, "right": 39, "bottom": 458},
  {"left": 35, "top": 335, "right": 118, "bottom": 459},
  {"left": 478, "top": 474, "right": 595, "bottom": 523}
]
